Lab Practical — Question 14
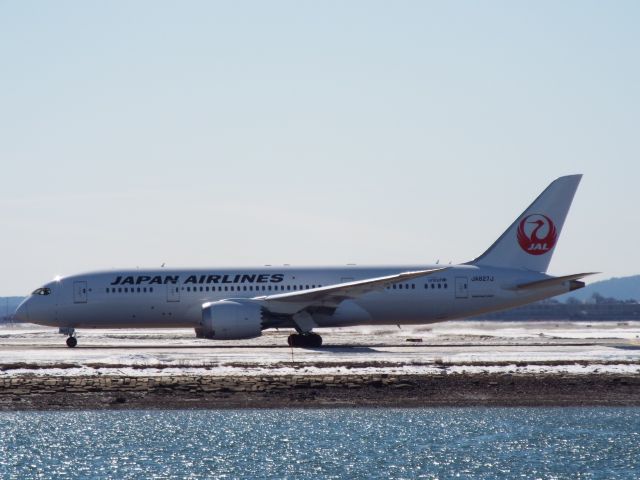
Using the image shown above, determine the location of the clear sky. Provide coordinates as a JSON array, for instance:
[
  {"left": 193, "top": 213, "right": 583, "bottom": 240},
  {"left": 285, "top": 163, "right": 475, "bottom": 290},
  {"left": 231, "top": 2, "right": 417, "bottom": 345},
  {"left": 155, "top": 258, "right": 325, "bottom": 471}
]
[{"left": 1, "top": 1, "right": 638, "bottom": 296}]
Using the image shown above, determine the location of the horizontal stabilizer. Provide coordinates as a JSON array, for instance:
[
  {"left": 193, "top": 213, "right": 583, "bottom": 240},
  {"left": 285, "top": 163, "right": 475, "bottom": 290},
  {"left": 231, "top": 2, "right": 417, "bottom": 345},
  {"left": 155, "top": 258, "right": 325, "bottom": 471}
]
[{"left": 511, "top": 272, "right": 599, "bottom": 291}]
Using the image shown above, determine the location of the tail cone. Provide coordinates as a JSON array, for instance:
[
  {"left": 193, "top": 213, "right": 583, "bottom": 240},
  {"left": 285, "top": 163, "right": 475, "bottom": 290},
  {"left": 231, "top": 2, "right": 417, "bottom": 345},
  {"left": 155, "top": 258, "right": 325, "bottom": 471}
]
[{"left": 569, "top": 280, "right": 585, "bottom": 292}]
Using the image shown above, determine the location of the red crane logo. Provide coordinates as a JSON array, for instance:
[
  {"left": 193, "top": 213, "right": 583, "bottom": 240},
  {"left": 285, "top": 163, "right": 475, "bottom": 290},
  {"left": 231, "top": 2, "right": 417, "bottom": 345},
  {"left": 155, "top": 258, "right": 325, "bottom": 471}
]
[{"left": 517, "top": 214, "right": 558, "bottom": 255}]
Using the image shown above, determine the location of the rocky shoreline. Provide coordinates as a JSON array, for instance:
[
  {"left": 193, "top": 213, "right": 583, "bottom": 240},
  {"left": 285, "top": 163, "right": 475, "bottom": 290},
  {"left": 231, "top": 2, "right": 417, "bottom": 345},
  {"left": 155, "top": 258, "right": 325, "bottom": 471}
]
[
  {"left": 2, "top": 323, "right": 640, "bottom": 410},
  {"left": 2, "top": 372, "right": 640, "bottom": 410}
]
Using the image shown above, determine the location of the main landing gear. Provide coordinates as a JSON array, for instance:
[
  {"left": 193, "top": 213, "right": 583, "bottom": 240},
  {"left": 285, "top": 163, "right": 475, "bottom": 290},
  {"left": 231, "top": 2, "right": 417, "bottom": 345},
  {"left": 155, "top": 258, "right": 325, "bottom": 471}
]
[
  {"left": 59, "top": 327, "right": 77, "bottom": 348},
  {"left": 287, "top": 332, "right": 323, "bottom": 348}
]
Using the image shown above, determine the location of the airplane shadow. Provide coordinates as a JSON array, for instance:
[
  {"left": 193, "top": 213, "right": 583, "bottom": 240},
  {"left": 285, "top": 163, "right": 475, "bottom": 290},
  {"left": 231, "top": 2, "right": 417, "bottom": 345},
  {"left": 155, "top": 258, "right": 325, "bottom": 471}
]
[
  {"left": 55, "top": 344, "right": 381, "bottom": 352},
  {"left": 43, "top": 341, "right": 601, "bottom": 351},
  {"left": 57, "top": 344, "right": 287, "bottom": 350},
  {"left": 300, "top": 346, "right": 378, "bottom": 353},
  {"left": 611, "top": 345, "right": 640, "bottom": 351},
  {"left": 39, "top": 343, "right": 393, "bottom": 352}
]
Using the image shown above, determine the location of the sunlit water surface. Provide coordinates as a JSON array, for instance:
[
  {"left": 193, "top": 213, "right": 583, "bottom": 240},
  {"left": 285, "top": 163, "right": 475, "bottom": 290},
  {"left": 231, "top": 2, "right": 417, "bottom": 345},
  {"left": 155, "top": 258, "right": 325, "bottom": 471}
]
[{"left": 1, "top": 408, "right": 639, "bottom": 479}]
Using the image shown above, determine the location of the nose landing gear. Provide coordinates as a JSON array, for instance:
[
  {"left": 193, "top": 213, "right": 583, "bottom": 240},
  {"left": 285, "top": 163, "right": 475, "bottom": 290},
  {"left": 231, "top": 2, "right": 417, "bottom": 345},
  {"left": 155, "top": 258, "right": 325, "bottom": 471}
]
[{"left": 59, "top": 327, "right": 77, "bottom": 348}]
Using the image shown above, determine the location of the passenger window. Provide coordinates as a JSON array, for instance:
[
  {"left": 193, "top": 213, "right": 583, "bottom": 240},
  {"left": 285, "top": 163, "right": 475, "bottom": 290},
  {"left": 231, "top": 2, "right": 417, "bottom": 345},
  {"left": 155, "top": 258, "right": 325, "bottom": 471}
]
[
  {"left": 438, "top": 284, "right": 441, "bottom": 289},
  {"left": 150, "top": 287, "right": 153, "bottom": 292},
  {"left": 144, "top": 288, "right": 147, "bottom": 293}
]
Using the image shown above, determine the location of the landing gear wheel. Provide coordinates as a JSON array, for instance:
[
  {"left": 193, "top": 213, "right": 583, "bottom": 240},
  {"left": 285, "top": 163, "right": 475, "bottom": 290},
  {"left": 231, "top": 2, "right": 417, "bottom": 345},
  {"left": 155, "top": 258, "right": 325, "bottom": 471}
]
[
  {"left": 66, "top": 336, "right": 77, "bottom": 348},
  {"left": 307, "top": 333, "right": 322, "bottom": 348},
  {"left": 287, "top": 333, "right": 323, "bottom": 348}
]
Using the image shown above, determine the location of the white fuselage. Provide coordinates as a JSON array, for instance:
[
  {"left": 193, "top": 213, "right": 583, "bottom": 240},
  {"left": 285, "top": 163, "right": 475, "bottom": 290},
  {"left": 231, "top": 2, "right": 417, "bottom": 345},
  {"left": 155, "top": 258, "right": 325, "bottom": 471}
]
[{"left": 18, "top": 264, "right": 569, "bottom": 331}]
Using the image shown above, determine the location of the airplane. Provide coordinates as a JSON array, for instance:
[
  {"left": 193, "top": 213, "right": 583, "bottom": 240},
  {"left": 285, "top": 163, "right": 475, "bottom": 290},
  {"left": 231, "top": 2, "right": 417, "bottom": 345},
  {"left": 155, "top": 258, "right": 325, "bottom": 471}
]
[{"left": 14, "top": 174, "right": 594, "bottom": 348}]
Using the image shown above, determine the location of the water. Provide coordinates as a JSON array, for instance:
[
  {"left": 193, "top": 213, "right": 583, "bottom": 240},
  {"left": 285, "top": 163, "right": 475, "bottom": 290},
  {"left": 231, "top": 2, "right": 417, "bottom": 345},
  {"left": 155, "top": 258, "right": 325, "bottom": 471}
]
[{"left": 1, "top": 408, "right": 639, "bottom": 479}]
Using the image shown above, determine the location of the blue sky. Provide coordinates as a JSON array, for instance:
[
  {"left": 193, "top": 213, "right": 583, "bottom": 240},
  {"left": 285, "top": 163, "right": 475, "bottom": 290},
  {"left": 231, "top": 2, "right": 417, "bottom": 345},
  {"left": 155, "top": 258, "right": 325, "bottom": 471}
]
[{"left": 1, "top": 1, "right": 638, "bottom": 295}]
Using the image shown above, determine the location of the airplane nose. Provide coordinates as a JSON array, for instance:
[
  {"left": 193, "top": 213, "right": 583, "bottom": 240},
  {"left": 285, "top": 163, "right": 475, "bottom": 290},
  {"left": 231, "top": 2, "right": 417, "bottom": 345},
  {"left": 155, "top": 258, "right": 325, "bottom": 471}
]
[{"left": 14, "top": 300, "right": 29, "bottom": 322}]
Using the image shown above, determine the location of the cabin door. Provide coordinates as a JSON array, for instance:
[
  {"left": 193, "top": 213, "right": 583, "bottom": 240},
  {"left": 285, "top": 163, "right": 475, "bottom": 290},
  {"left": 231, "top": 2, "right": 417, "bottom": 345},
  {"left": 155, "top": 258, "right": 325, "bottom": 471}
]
[
  {"left": 455, "top": 277, "right": 468, "bottom": 299},
  {"left": 167, "top": 285, "right": 181, "bottom": 302},
  {"left": 73, "top": 281, "right": 88, "bottom": 303}
]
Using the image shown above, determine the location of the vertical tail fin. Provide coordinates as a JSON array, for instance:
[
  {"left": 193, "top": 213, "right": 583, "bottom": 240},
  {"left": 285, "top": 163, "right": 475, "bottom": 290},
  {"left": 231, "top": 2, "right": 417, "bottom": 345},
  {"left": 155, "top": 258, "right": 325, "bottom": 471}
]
[{"left": 471, "top": 174, "right": 582, "bottom": 272}]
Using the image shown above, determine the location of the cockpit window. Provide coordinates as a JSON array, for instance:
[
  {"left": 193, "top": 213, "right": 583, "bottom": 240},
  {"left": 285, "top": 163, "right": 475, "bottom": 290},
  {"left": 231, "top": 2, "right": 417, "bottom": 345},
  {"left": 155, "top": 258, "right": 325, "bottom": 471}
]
[{"left": 32, "top": 287, "right": 51, "bottom": 296}]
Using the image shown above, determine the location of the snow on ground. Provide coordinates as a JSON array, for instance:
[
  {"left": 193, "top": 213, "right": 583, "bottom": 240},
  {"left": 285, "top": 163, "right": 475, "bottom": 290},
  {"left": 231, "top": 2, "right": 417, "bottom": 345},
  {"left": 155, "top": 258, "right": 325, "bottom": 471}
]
[
  {"left": 1, "top": 321, "right": 640, "bottom": 378},
  {"left": 2, "top": 362, "right": 640, "bottom": 379}
]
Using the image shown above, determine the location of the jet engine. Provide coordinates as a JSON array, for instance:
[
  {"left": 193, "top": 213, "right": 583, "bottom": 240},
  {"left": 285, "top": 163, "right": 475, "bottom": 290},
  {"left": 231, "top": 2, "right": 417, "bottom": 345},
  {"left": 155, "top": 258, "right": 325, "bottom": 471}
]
[{"left": 197, "top": 299, "right": 263, "bottom": 340}]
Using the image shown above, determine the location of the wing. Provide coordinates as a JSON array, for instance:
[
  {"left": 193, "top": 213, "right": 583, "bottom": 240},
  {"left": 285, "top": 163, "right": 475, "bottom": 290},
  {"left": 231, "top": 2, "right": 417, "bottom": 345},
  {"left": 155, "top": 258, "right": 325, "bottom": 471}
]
[{"left": 253, "top": 267, "right": 449, "bottom": 315}]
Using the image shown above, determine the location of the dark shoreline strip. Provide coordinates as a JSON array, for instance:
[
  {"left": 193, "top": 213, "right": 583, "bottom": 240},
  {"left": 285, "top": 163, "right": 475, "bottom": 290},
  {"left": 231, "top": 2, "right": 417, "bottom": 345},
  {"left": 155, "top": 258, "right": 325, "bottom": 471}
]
[{"left": 1, "top": 373, "right": 640, "bottom": 410}]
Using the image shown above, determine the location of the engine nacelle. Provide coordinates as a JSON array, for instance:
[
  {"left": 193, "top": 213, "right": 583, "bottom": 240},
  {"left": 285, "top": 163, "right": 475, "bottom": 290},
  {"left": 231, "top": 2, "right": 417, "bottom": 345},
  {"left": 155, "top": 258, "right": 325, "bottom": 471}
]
[{"left": 198, "top": 299, "right": 263, "bottom": 340}]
